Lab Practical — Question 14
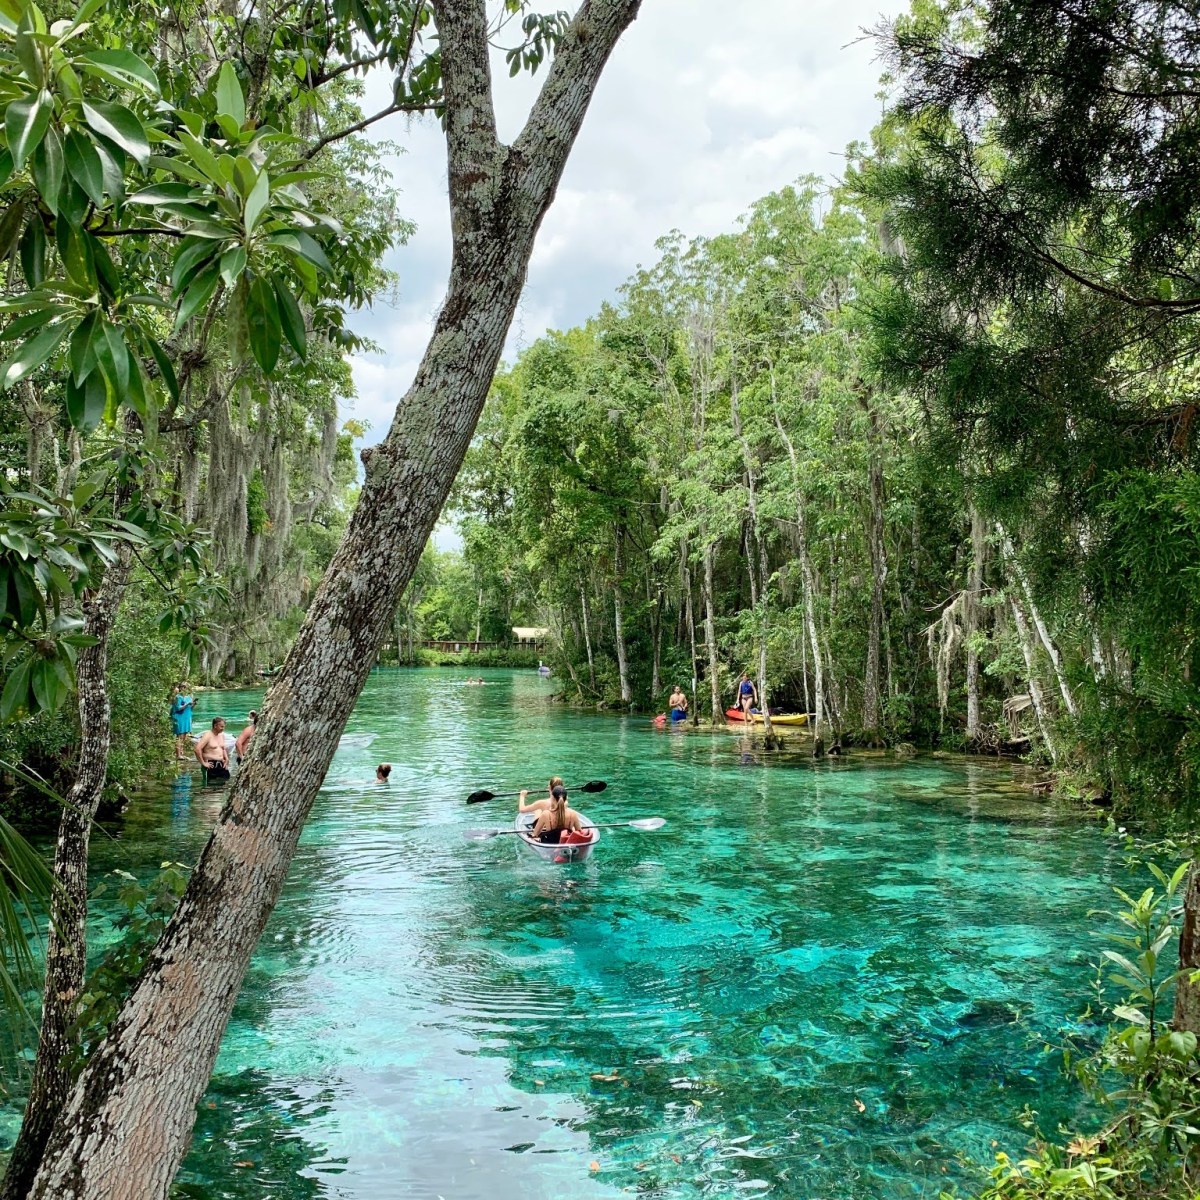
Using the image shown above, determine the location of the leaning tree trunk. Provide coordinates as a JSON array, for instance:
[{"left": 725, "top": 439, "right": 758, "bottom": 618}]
[
  {"left": 29, "top": 3, "right": 641, "bottom": 1196},
  {"left": 1174, "top": 862, "right": 1200, "bottom": 1033},
  {"left": 579, "top": 579, "right": 596, "bottom": 691},
  {"left": 1008, "top": 591, "right": 1057, "bottom": 762},
  {"left": 1, "top": 554, "right": 131, "bottom": 1200}
]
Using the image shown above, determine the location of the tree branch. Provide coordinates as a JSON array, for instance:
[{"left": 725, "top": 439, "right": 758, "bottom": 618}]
[{"left": 302, "top": 98, "right": 438, "bottom": 160}]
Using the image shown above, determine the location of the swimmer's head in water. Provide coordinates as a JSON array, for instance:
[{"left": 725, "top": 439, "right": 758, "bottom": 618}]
[{"left": 376, "top": 763, "right": 392, "bottom": 780}]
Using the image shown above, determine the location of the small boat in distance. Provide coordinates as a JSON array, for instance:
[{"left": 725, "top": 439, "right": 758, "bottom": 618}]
[
  {"left": 725, "top": 708, "right": 809, "bottom": 726},
  {"left": 515, "top": 811, "right": 598, "bottom": 864}
]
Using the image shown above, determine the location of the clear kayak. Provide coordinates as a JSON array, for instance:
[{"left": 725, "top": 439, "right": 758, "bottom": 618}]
[
  {"left": 725, "top": 708, "right": 809, "bottom": 726},
  {"left": 515, "top": 811, "right": 599, "bottom": 864}
]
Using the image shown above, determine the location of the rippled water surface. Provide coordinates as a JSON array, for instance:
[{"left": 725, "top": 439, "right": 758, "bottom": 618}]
[{"left": 11, "top": 669, "right": 1125, "bottom": 1198}]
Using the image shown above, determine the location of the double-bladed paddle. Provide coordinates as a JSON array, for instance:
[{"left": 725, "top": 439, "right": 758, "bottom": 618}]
[
  {"left": 462, "top": 817, "right": 665, "bottom": 841},
  {"left": 466, "top": 779, "right": 608, "bottom": 805}
]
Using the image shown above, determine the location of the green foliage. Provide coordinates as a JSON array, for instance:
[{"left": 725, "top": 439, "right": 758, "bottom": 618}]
[
  {"left": 970, "top": 861, "right": 1200, "bottom": 1200},
  {"left": 72, "top": 861, "right": 189, "bottom": 1069}
]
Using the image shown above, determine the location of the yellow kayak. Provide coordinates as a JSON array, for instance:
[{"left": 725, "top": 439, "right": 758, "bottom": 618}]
[{"left": 725, "top": 709, "right": 809, "bottom": 726}]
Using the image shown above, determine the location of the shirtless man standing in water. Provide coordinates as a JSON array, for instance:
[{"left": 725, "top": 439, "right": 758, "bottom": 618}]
[{"left": 195, "top": 717, "right": 230, "bottom": 782}]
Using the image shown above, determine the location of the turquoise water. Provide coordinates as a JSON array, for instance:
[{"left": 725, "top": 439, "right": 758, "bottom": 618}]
[{"left": 9, "top": 669, "right": 1125, "bottom": 1198}]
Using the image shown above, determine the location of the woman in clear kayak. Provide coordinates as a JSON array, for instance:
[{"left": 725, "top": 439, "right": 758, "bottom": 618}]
[{"left": 518, "top": 783, "right": 583, "bottom": 844}]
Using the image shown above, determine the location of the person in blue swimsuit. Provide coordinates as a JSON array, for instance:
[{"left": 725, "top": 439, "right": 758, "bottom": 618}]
[
  {"left": 170, "top": 683, "right": 195, "bottom": 761},
  {"left": 668, "top": 684, "right": 689, "bottom": 722},
  {"left": 737, "top": 672, "right": 758, "bottom": 719}
]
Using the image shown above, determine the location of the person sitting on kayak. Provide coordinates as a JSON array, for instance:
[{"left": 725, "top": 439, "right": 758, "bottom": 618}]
[
  {"left": 736, "top": 672, "right": 758, "bottom": 718},
  {"left": 527, "top": 784, "right": 583, "bottom": 845},
  {"left": 668, "top": 685, "right": 688, "bottom": 721},
  {"left": 517, "top": 776, "right": 565, "bottom": 816}
]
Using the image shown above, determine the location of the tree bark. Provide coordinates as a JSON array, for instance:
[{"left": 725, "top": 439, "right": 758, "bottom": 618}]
[
  {"left": 1174, "top": 863, "right": 1200, "bottom": 1033},
  {"left": 862, "top": 403, "right": 887, "bottom": 736},
  {"left": 29, "top": 3, "right": 641, "bottom": 1195},
  {"left": 2, "top": 552, "right": 131, "bottom": 1200},
  {"left": 579, "top": 579, "right": 596, "bottom": 691},
  {"left": 1008, "top": 591, "right": 1057, "bottom": 762},
  {"left": 612, "top": 529, "right": 631, "bottom": 706},
  {"left": 702, "top": 540, "right": 721, "bottom": 722},
  {"left": 964, "top": 505, "right": 986, "bottom": 742}
]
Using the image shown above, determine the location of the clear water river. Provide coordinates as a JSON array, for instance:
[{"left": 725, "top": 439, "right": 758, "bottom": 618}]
[{"left": 4, "top": 668, "right": 1125, "bottom": 1198}]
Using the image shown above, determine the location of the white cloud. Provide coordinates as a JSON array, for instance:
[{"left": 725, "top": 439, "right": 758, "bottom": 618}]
[{"left": 345, "top": 0, "right": 906, "bottom": 447}]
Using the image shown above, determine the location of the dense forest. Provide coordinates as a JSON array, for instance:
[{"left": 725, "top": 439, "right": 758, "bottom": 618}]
[{"left": 1, "top": 0, "right": 1199, "bottom": 1197}]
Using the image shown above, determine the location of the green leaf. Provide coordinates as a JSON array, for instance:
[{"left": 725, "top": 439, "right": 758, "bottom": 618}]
[
  {"left": 11, "top": 564, "right": 40, "bottom": 626},
  {"left": 246, "top": 273, "right": 281, "bottom": 372},
  {"left": 271, "top": 228, "right": 331, "bottom": 272},
  {"left": 0, "top": 149, "right": 15, "bottom": 189},
  {"left": 95, "top": 320, "right": 129, "bottom": 393},
  {"left": 272, "top": 275, "right": 306, "bottom": 359},
  {"left": 30, "top": 657, "right": 58, "bottom": 713},
  {"left": 0, "top": 200, "right": 26, "bottom": 263},
  {"left": 0, "top": 318, "right": 69, "bottom": 387},
  {"left": 169, "top": 238, "right": 217, "bottom": 294},
  {"left": 5, "top": 90, "right": 53, "bottom": 170},
  {"left": 175, "top": 130, "right": 223, "bottom": 185},
  {"left": 93, "top": 139, "right": 124, "bottom": 203},
  {"left": 78, "top": 49, "right": 158, "bottom": 93},
  {"left": 244, "top": 168, "right": 269, "bottom": 232},
  {"left": 145, "top": 336, "right": 179, "bottom": 402},
  {"left": 14, "top": 19, "right": 44, "bottom": 88},
  {"left": 215, "top": 61, "right": 245, "bottom": 127},
  {"left": 218, "top": 245, "right": 246, "bottom": 286},
  {"left": 173, "top": 264, "right": 219, "bottom": 330},
  {"left": 64, "top": 128, "right": 104, "bottom": 206},
  {"left": 64, "top": 369, "right": 106, "bottom": 432},
  {"left": 17, "top": 215, "right": 43, "bottom": 286},
  {"left": 68, "top": 309, "right": 99, "bottom": 384},
  {"left": 56, "top": 219, "right": 95, "bottom": 288},
  {"left": 29, "top": 124, "right": 62, "bottom": 214},
  {"left": 127, "top": 182, "right": 203, "bottom": 207},
  {"left": 0, "top": 657, "right": 32, "bottom": 721},
  {"left": 81, "top": 100, "right": 148, "bottom": 167}
]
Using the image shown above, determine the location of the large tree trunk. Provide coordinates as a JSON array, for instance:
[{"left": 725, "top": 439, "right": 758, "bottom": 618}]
[
  {"left": 613, "top": 529, "right": 631, "bottom": 706},
  {"left": 1008, "top": 591, "right": 1057, "bottom": 762},
  {"left": 579, "top": 579, "right": 596, "bottom": 691},
  {"left": 1174, "top": 863, "right": 1200, "bottom": 1033},
  {"left": 862, "top": 403, "right": 887, "bottom": 737},
  {"left": 29, "top": 3, "right": 641, "bottom": 1195},
  {"left": 702, "top": 540, "right": 721, "bottom": 722},
  {"left": 1, "top": 555, "right": 131, "bottom": 1200},
  {"left": 965, "top": 505, "right": 986, "bottom": 743}
]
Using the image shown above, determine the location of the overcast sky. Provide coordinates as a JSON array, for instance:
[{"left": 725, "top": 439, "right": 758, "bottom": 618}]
[{"left": 343, "top": 0, "right": 905, "bottom": 451}]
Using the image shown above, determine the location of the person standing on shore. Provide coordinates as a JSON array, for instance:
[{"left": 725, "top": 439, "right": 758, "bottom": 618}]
[{"left": 170, "top": 684, "right": 195, "bottom": 761}]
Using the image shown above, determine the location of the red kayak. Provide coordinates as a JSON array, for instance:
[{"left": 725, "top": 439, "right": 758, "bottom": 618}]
[{"left": 726, "top": 708, "right": 809, "bottom": 726}]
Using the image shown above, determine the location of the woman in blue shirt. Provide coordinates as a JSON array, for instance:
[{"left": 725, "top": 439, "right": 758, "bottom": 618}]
[{"left": 170, "top": 684, "right": 195, "bottom": 762}]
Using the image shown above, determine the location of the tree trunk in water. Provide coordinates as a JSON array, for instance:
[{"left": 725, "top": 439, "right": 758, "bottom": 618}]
[
  {"left": 29, "top": 4, "right": 642, "bottom": 1195},
  {"left": 1174, "top": 863, "right": 1200, "bottom": 1033},
  {"left": 862, "top": 405, "right": 886, "bottom": 737},
  {"left": 2, "top": 553, "right": 131, "bottom": 1200},
  {"left": 965, "top": 505, "right": 986, "bottom": 742},
  {"left": 702, "top": 541, "right": 721, "bottom": 722},
  {"left": 579, "top": 581, "right": 596, "bottom": 692}
]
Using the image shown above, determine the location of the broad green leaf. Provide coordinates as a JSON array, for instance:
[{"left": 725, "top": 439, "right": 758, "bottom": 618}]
[
  {"left": 69, "top": 309, "right": 99, "bottom": 384},
  {"left": 14, "top": 20, "right": 44, "bottom": 88},
  {"left": 5, "top": 90, "right": 53, "bottom": 170},
  {"left": 0, "top": 657, "right": 32, "bottom": 721},
  {"left": 29, "top": 125, "right": 62, "bottom": 213},
  {"left": 78, "top": 49, "right": 158, "bottom": 93},
  {"left": 232, "top": 155, "right": 256, "bottom": 199},
  {"left": 215, "top": 61, "right": 245, "bottom": 127},
  {"left": 175, "top": 130, "right": 224, "bottom": 185},
  {"left": 127, "top": 182, "right": 203, "bottom": 206},
  {"left": 1, "top": 307, "right": 69, "bottom": 343},
  {"left": 17, "top": 215, "right": 43, "bottom": 287},
  {"left": 145, "top": 335, "right": 179, "bottom": 401},
  {"left": 173, "top": 264, "right": 219, "bottom": 330},
  {"left": 218, "top": 245, "right": 247, "bottom": 286},
  {"left": 0, "top": 148, "right": 14, "bottom": 189},
  {"left": 0, "top": 200, "right": 26, "bottom": 263},
  {"left": 56, "top": 219, "right": 95, "bottom": 288},
  {"left": 244, "top": 169, "right": 269, "bottom": 232},
  {"left": 271, "top": 228, "right": 331, "bottom": 272},
  {"left": 64, "top": 129, "right": 104, "bottom": 205},
  {"left": 95, "top": 320, "right": 129, "bottom": 393},
  {"left": 11, "top": 563, "right": 41, "bottom": 626},
  {"left": 170, "top": 238, "right": 217, "bottom": 293},
  {"left": 81, "top": 100, "right": 149, "bottom": 166},
  {"left": 30, "top": 657, "right": 59, "bottom": 713},
  {"left": 93, "top": 139, "right": 124, "bottom": 202},
  {"left": 0, "top": 318, "right": 69, "bottom": 387},
  {"left": 246, "top": 273, "right": 281, "bottom": 372},
  {"left": 64, "top": 370, "right": 105, "bottom": 431},
  {"left": 272, "top": 275, "right": 306, "bottom": 359}
]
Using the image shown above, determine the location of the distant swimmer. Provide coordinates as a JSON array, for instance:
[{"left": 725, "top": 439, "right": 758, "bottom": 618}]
[{"left": 375, "top": 763, "right": 392, "bottom": 783}]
